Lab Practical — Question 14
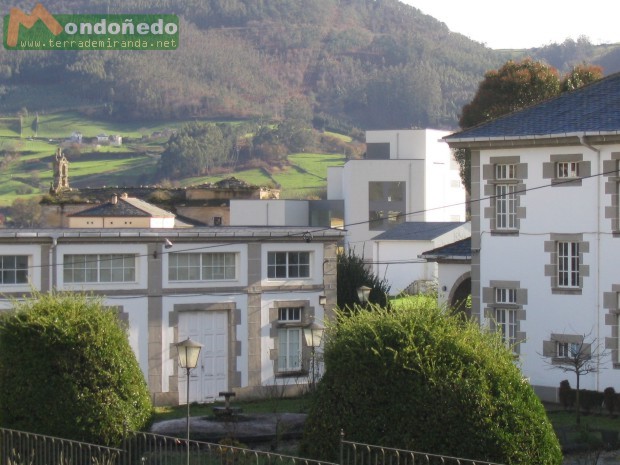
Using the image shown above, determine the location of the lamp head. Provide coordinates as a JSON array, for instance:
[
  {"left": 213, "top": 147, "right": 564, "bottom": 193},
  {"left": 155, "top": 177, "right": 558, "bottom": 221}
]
[{"left": 175, "top": 337, "right": 203, "bottom": 369}]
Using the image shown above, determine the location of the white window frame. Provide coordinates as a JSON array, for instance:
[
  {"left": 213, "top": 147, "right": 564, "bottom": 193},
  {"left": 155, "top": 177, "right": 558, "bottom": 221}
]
[
  {"left": 495, "top": 308, "right": 517, "bottom": 348},
  {"left": 557, "top": 241, "right": 580, "bottom": 288},
  {"left": 168, "top": 252, "right": 237, "bottom": 281},
  {"left": 557, "top": 341, "right": 580, "bottom": 358},
  {"left": 495, "top": 164, "right": 516, "bottom": 180},
  {"left": 557, "top": 161, "right": 580, "bottom": 179},
  {"left": 0, "top": 255, "right": 29, "bottom": 285},
  {"left": 495, "top": 184, "right": 517, "bottom": 230},
  {"left": 267, "top": 251, "right": 310, "bottom": 279},
  {"left": 496, "top": 288, "right": 516, "bottom": 304},
  {"left": 277, "top": 306, "right": 304, "bottom": 372},
  {"left": 63, "top": 254, "right": 136, "bottom": 283}
]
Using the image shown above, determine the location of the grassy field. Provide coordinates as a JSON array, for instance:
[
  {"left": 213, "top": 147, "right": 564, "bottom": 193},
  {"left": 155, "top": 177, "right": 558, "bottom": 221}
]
[
  {"left": 0, "top": 111, "right": 347, "bottom": 207},
  {"left": 181, "top": 153, "right": 345, "bottom": 198}
]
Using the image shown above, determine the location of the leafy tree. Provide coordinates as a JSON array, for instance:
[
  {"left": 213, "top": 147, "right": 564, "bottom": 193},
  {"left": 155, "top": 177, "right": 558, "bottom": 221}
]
[
  {"left": 276, "top": 98, "right": 316, "bottom": 153},
  {"left": 0, "top": 291, "right": 152, "bottom": 446},
  {"left": 301, "top": 297, "right": 562, "bottom": 465},
  {"left": 459, "top": 58, "right": 560, "bottom": 130},
  {"left": 560, "top": 63, "right": 604, "bottom": 92},
  {"left": 337, "top": 249, "right": 391, "bottom": 309},
  {"left": 9, "top": 197, "right": 42, "bottom": 228},
  {"left": 456, "top": 59, "right": 603, "bottom": 190},
  {"left": 159, "top": 122, "right": 231, "bottom": 178}
]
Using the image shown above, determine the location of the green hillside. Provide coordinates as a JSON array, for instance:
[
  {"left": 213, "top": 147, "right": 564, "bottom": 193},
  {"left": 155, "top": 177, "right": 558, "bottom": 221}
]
[
  {"left": 0, "top": 112, "right": 349, "bottom": 207},
  {"left": 2, "top": 0, "right": 618, "bottom": 134}
]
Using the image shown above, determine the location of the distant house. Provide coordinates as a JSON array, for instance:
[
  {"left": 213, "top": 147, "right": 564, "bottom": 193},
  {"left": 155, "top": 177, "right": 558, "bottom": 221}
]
[
  {"left": 67, "top": 193, "right": 179, "bottom": 229},
  {"left": 69, "top": 131, "right": 82, "bottom": 143},
  {"left": 110, "top": 134, "right": 122, "bottom": 146},
  {"left": 96, "top": 133, "right": 109, "bottom": 143}
]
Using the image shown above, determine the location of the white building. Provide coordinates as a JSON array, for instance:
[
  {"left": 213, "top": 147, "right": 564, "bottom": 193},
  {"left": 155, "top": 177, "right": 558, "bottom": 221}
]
[
  {"left": 0, "top": 222, "right": 341, "bottom": 405},
  {"left": 372, "top": 221, "right": 470, "bottom": 295},
  {"left": 327, "top": 129, "right": 466, "bottom": 260},
  {"left": 228, "top": 129, "right": 467, "bottom": 297},
  {"left": 445, "top": 72, "right": 620, "bottom": 400}
]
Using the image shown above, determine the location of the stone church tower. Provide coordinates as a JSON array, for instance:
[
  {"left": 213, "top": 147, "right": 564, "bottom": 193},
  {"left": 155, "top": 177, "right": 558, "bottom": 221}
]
[{"left": 51, "top": 147, "right": 69, "bottom": 193}]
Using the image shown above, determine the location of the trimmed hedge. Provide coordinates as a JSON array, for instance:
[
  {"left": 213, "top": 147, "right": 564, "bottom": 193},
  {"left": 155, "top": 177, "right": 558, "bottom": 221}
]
[
  {"left": 560, "top": 382, "right": 620, "bottom": 416},
  {"left": 0, "top": 291, "right": 152, "bottom": 445},
  {"left": 301, "top": 297, "right": 562, "bottom": 465}
]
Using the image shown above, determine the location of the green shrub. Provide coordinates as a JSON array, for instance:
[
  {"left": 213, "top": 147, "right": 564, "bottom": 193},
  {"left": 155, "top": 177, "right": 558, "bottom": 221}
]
[
  {"left": 559, "top": 379, "right": 573, "bottom": 409},
  {"left": 0, "top": 291, "right": 152, "bottom": 445},
  {"left": 604, "top": 387, "right": 616, "bottom": 416},
  {"left": 580, "top": 389, "right": 604, "bottom": 414},
  {"left": 337, "top": 249, "right": 391, "bottom": 308},
  {"left": 301, "top": 297, "right": 562, "bottom": 465}
]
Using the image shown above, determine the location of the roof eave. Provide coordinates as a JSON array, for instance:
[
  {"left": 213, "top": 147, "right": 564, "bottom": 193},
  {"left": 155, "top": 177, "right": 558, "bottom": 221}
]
[{"left": 444, "top": 131, "right": 620, "bottom": 150}]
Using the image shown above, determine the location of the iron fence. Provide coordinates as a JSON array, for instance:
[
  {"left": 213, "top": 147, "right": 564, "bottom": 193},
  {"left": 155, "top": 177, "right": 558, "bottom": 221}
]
[
  {"left": 340, "top": 437, "right": 505, "bottom": 465},
  {"left": 0, "top": 428, "right": 338, "bottom": 465},
  {"left": 0, "top": 428, "right": 506, "bottom": 465},
  {"left": 0, "top": 427, "right": 123, "bottom": 465}
]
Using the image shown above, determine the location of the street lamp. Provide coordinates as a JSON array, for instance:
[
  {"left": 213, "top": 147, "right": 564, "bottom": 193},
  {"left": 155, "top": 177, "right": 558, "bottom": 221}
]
[
  {"left": 304, "top": 320, "right": 325, "bottom": 390},
  {"left": 175, "top": 337, "right": 203, "bottom": 465},
  {"left": 357, "top": 285, "right": 372, "bottom": 305}
]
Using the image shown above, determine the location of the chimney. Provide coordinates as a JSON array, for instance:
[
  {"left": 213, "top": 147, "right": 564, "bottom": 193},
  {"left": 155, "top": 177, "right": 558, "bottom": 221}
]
[
  {"left": 120, "top": 192, "right": 129, "bottom": 199},
  {"left": 111, "top": 194, "right": 118, "bottom": 204}
]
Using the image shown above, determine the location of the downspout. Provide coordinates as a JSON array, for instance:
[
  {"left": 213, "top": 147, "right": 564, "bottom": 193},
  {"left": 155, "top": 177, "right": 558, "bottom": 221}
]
[
  {"left": 580, "top": 135, "right": 601, "bottom": 391},
  {"left": 50, "top": 234, "right": 59, "bottom": 291}
]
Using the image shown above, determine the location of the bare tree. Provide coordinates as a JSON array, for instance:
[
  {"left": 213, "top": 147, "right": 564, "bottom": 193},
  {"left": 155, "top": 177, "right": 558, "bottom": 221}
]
[{"left": 543, "top": 331, "right": 607, "bottom": 424}]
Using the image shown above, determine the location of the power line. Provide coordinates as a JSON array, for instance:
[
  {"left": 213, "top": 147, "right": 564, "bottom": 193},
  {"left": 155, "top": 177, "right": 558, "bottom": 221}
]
[{"left": 4, "top": 166, "right": 618, "bottom": 275}]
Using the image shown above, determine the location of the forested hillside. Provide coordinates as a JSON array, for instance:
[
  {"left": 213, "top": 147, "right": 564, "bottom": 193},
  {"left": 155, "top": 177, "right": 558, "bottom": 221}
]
[{"left": 0, "top": 0, "right": 619, "bottom": 131}]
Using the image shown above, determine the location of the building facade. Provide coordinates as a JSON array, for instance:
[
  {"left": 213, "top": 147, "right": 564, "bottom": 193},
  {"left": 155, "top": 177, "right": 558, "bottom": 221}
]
[
  {"left": 445, "top": 73, "right": 620, "bottom": 400},
  {"left": 328, "top": 129, "right": 467, "bottom": 260},
  {"left": 0, "top": 226, "right": 341, "bottom": 405}
]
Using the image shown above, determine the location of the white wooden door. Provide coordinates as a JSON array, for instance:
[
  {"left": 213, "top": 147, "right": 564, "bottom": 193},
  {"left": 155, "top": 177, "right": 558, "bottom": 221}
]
[{"left": 178, "top": 311, "right": 228, "bottom": 403}]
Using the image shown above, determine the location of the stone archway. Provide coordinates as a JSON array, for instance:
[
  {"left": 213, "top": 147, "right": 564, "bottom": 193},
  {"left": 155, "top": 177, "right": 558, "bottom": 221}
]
[{"left": 449, "top": 273, "right": 471, "bottom": 318}]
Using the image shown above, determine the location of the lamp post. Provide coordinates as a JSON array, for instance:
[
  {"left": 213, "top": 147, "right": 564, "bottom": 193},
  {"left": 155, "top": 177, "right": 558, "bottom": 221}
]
[
  {"left": 304, "top": 320, "right": 325, "bottom": 390},
  {"left": 357, "top": 285, "right": 372, "bottom": 306},
  {"left": 175, "top": 337, "right": 203, "bottom": 465}
]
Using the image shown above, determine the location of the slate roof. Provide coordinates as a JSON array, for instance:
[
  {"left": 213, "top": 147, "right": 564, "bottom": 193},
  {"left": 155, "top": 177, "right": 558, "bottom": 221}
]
[
  {"left": 419, "top": 237, "right": 471, "bottom": 261},
  {"left": 445, "top": 72, "right": 620, "bottom": 141},
  {"left": 69, "top": 197, "right": 175, "bottom": 218},
  {"left": 373, "top": 222, "right": 466, "bottom": 241}
]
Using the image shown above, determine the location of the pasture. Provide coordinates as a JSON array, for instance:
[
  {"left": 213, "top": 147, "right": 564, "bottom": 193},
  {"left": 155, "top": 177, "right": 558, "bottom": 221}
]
[{"left": 0, "top": 111, "right": 347, "bottom": 207}]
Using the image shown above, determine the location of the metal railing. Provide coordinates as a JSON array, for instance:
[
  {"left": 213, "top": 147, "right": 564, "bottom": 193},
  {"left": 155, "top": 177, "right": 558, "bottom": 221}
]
[
  {"left": 0, "top": 428, "right": 338, "bottom": 465},
  {"left": 0, "top": 428, "right": 506, "bottom": 465},
  {"left": 0, "top": 427, "right": 123, "bottom": 465},
  {"left": 340, "top": 437, "right": 505, "bottom": 465}
]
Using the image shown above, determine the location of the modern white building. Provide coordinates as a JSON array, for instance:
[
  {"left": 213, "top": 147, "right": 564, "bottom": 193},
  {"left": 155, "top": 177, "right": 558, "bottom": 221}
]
[
  {"left": 445, "top": 72, "right": 620, "bottom": 400},
  {"left": 0, "top": 223, "right": 342, "bottom": 406},
  {"left": 327, "top": 129, "right": 467, "bottom": 260},
  {"left": 227, "top": 129, "right": 468, "bottom": 297}
]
